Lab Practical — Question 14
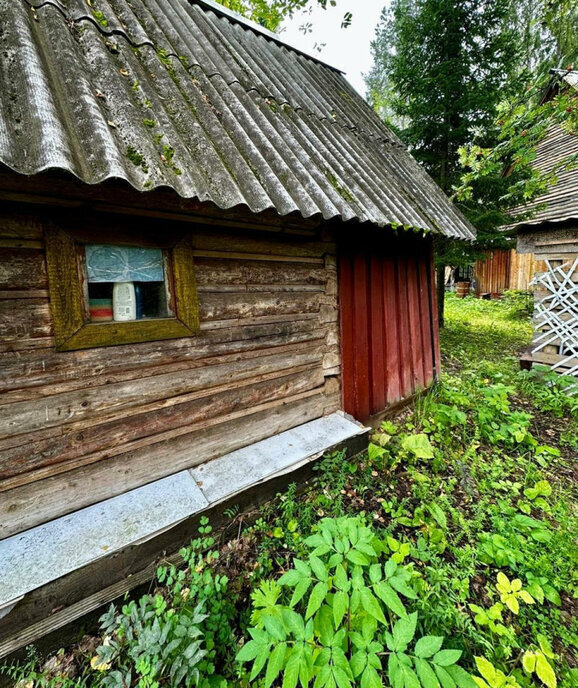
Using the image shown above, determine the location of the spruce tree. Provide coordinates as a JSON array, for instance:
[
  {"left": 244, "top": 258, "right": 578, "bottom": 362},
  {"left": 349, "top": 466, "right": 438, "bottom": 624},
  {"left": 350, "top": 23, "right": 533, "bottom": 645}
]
[{"left": 366, "top": 0, "right": 521, "bottom": 325}]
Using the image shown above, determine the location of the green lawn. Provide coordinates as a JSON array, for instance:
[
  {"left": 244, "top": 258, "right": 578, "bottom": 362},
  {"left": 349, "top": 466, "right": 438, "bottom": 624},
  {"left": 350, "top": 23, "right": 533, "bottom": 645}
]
[{"left": 4, "top": 294, "right": 577, "bottom": 688}]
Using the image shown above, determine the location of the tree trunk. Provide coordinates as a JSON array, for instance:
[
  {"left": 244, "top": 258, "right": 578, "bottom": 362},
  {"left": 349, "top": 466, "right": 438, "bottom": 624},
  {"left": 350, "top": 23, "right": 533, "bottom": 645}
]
[{"left": 436, "top": 263, "right": 445, "bottom": 329}]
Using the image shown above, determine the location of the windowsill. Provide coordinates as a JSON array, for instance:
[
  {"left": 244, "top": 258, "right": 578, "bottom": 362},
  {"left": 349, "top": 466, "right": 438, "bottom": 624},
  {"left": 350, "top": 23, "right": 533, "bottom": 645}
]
[{"left": 57, "top": 318, "right": 196, "bottom": 351}]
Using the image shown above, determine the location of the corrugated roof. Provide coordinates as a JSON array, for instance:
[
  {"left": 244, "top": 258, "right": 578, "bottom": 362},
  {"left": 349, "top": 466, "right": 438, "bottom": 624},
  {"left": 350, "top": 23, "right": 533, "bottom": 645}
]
[
  {"left": 512, "top": 71, "right": 578, "bottom": 229},
  {"left": 0, "top": 0, "right": 475, "bottom": 240}
]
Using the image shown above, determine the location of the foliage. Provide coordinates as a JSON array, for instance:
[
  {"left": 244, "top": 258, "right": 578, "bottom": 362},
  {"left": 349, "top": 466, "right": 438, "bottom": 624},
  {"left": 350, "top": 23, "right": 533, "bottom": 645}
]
[
  {"left": 365, "top": 0, "right": 525, "bottom": 293},
  {"left": 93, "top": 597, "right": 207, "bottom": 688},
  {"left": 366, "top": 0, "right": 520, "bottom": 194},
  {"left": 2, "top": 297, "right": 576, "bottom": 688},
  {"left": 455, "top": 74, "right": 578, "bottom": 215},
  {"left": 522, "top": 635, "right": 558, "bottom": 688},
  {"left": 212, "top": 0, "right": 346, "bottom": 32},
  {"left": 89, "top": 517, "right": 237, "bottom": 688},
  {"left": 237, "top": 516, "right": 473, "bottom": 688},
  {"left": 494, "top": 572, "right": 535, "bottom": 615}
]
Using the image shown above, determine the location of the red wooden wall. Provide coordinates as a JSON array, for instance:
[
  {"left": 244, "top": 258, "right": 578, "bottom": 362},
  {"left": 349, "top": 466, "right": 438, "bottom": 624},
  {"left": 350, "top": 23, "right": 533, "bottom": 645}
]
[{"left": 339, "top": 234, "right": 440, "bottom": 422}]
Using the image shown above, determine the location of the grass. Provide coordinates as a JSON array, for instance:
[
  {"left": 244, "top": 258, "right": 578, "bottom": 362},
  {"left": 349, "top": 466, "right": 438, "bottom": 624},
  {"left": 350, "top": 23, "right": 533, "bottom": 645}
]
[{"left": 2, "top": 294, "right": 577, "bottom": 688}]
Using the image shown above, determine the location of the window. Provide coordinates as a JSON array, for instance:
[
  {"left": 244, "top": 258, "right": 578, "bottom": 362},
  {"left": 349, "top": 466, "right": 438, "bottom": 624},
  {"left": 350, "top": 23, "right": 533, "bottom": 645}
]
[
  {"left": 85, "top": 245, "right": 172, "bottom": 322},
  {"left": 45, "top": 217, "right": 199, "bottom": 351}
]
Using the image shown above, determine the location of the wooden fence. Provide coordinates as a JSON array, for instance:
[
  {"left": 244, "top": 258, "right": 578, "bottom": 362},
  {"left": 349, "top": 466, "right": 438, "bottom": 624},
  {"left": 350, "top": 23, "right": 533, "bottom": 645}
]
[{"left": 474, "top": 249, "right": 543, "bottom": 295}]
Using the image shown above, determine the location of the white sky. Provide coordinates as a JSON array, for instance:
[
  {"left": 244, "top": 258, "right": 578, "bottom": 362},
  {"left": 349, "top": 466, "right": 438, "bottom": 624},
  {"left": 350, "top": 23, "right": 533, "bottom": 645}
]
[{"left": 279, "top": 0, "right": 388, "bottom": 98}]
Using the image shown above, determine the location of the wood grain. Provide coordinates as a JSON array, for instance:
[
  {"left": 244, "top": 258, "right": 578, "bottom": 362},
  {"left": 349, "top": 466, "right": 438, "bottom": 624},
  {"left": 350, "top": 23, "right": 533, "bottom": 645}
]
[
  {"left": 0, "top": 392, "right": 326, "bottom": 538},
  {"left": 0, "top": 249, "right": 47, "bottom": 289},
  {"left": 0, "top": 323, "right": 326, "bottom": 400},
  {"left": 0, "top": 367, "right": 323, "bottom": 485},
  {"left": 0, "top": 344, "right": 324, "bottom": 439},
  {"left": 0, "top": 208, "right": 340, "bottom": 537}
]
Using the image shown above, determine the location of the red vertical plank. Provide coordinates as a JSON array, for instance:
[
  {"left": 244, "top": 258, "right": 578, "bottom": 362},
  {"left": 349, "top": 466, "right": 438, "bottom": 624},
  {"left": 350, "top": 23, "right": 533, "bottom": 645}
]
[
  {"left": 395, "top": 250, "right": 413, "bottom": 398},
  {"left": 406, "top": 250, "right": 424, "bottom": 391},
  {"left": 369, "top": 254, "right": 386, "bottom": 415},
  {"left": 353, "top": 252, "right": 370, "bottom": 421},
  {"left": 428, "top": 244, "right": 442, "bottom": 379},
  {"left": 383, "top": 254, "right": 401, "bottom": 404},
  {"left": 418, "top": 244, "right": 434, "bottom": 386},
  {"left": 339, "top": 251, "right": 356, "bottom": 417}
]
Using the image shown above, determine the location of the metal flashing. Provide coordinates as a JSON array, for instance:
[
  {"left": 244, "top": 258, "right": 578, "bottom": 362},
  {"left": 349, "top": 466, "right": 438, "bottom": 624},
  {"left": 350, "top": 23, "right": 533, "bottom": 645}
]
[{"left": 0, "top": 413, "right": 368, "bottom": 613}]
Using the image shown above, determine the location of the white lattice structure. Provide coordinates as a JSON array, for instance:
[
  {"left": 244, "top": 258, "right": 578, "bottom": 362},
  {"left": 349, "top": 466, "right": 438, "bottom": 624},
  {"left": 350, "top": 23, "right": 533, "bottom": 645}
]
[{"left": 531, "top": 257, "right": 578, "bottom": 392}]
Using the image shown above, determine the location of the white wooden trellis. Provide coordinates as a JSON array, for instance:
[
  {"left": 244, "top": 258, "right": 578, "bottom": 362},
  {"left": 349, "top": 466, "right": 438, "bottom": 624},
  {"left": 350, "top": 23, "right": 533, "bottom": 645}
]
[{"left": 531, "top": 257, "right": 578, "bottom": 393}]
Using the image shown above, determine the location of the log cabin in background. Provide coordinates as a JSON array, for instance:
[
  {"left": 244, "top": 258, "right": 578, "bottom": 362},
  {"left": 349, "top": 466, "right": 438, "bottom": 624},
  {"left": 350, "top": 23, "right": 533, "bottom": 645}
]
[
  {"left": 0, "top": 0, "right": 475, "bottom": 654},
  {"left": 510, "top": 69, "right": 578, "bottom": 384}
]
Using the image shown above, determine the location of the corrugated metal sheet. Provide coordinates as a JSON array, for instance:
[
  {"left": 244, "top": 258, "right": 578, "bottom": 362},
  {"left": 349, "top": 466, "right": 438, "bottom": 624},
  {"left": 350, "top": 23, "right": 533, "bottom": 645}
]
[
  {"left": 0, "top": 0, "right": 475, "bottom": 239},
  {"left": 340, "top": 235, "right": 439, "bottom": 421},
  {"left": 511, "top": 71, "right": 578, "bottom": 229}
]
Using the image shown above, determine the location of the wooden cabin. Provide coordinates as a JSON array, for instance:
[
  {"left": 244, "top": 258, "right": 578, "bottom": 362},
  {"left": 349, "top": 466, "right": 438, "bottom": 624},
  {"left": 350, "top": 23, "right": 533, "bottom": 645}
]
[
  {"left": 512, "top": 70, "right": 578, "bottom": 382},
  {"left": 0, "top": 0, "right": 475, "bottom": 654}
]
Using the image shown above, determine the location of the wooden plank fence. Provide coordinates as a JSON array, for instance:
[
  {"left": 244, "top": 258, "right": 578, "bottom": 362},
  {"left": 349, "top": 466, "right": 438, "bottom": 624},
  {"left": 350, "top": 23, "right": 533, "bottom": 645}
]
[{"left": 475, "top": 249, "right": 543, "bottom": 295}]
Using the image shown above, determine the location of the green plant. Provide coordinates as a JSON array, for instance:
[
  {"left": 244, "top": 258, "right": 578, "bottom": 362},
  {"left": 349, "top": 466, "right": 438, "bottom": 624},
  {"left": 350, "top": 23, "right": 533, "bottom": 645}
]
[
  {"left": 157, "top": 517, "right": 236, "bottom": 677},
  {"left": 510, "top": 514, "right": 552, "bottom": 544},
  {"left": 237, "top": 516, "right": 473, "bottom": 688},
  {"left": 522, "top": 635, "right": 557, "bottom": 688},
  {"left": 518, "top": 480, "right": 552, "bottom": 514},
  {"left": 476, "top": 385, "right": 534, "bottom": 447},
  {"left": 495, "top": 573, "right": 534, "bottom": 615},
  {"left": 92, "top": 518, "right": 236, "bottom": 687},
  {"left": 473, "top": 656, "right": 522, "bottom": 688},
  {"left": 524, "top": 574, "right": 561, "bottom": 607},
  {"left": 397, "top": 504, "right": 448, "bottom": 553},
  {"left": 401, "top": 434, "right": 435, "bottom": 460},
  {"left": 468, "top": 603, "right": 511, "bottom": 638},
  {"left": 501, "top": 291, "right": 534, "bottom": 320},
  {"left": 94, "top": 595, "right": 207, "bottom": 688},
  {"left": 477, "top": 534, "right": 519, "bottom": 568}
]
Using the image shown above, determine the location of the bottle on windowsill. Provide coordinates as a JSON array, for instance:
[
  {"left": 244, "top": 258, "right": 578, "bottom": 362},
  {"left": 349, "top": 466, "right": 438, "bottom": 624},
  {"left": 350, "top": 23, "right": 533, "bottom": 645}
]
[{"left": 113, "top": 282, "right": 137, "bottom": 321}]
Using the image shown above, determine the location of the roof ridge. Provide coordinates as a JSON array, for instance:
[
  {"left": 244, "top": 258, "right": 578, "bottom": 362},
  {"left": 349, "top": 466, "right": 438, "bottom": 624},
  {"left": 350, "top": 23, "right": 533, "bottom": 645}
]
[
  {"left": 26, "top": 0, "right": 345, "bottom": 73},
  {"left": 181, "top": 0, "right": 345, "bottom": 74}
]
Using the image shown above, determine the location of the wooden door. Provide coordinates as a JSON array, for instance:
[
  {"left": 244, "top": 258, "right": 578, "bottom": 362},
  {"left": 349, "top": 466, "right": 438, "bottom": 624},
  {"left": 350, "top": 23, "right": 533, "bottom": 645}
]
[{"left": 339, "top": 234, "right": 440, "bottom": 423}]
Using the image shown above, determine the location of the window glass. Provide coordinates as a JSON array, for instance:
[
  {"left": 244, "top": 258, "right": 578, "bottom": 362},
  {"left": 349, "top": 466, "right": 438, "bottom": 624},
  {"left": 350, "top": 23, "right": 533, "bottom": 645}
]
[{"left": 85, "top": 244, "right": 172, "bottom": 322}]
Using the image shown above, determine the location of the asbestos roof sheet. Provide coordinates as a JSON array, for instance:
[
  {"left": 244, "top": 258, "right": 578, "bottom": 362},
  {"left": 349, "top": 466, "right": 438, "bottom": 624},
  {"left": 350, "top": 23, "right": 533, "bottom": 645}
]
[
  {"left": 511, "top": 71, "right": 578, "bottom": 230},
  {"left": 513, "top": 124, "right": 578, "bottom": 228},
  {"left": 0, "top": 0, "right": 475, "bottom": 240}
]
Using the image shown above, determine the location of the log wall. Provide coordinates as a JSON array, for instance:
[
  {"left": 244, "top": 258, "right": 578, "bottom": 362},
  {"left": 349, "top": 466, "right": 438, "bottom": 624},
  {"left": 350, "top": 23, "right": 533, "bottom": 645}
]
[{"left": 0, "top": 206, "right": 341, "bottom": 539}]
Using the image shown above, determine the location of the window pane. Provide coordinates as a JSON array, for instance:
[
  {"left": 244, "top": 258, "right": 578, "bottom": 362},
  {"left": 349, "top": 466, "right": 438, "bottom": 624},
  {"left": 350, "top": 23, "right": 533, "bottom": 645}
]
[
  {"left": 85, "top": 244, "right": 172, "bottom": 323},
  {"left": 85, "top": 245, "right": 164, "bottom": 283}
]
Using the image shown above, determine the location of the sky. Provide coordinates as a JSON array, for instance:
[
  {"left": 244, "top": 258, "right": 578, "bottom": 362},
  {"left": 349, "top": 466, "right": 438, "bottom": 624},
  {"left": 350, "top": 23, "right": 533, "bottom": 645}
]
[{"left": 279, "top": 0, "right": 387, "bottom": 98}]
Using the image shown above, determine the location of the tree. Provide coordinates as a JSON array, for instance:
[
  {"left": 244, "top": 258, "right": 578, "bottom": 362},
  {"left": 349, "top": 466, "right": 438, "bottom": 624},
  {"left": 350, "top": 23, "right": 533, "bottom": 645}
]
[
  {"left": 366, "top": 0, "right": 522, "bottom": 325},
  {"left": 214, "top": 0, "right": 345, "bottom": 32},
  {"left": 455, "top": 0, "right": 578, "bottom": 208}
]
